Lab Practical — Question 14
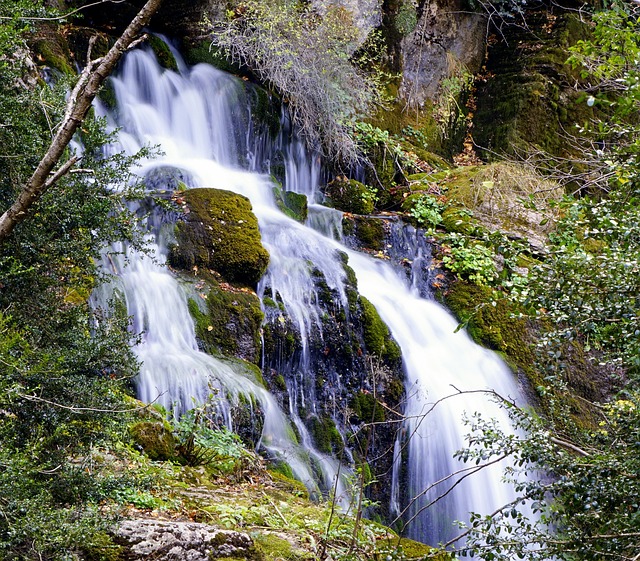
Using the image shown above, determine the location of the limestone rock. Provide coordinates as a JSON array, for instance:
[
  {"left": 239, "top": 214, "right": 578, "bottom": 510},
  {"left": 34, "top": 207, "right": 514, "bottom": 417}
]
[
  {"left": 400, "top": 0, "right": 486, "bottom": 106},
  {"left": 311, "top": 0, "right": 382, "bottom": 45},
  {"left": 116, "top": 519, "right": 253, "bottom": 561}
]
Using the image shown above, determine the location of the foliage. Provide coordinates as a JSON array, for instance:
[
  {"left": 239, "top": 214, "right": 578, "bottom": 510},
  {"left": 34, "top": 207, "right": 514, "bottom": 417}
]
[
  {"left": 505, "top": 5, "right": 640, "bottom": 380},
  {"left": 173, "top": 401, "right": 257, "bottom": 476},
  {"left": 443, "top": 394, "right": 640, "bottom": 561},
  {"left": 409, "top": 194, "right": 446, "bottom": 232},
  {"left": 435, "top": 6, "right": 640, "bottom": 560},
  {"left": 441, "top": 233, "right": 498, "bottom": 285},
  {"left": 209, "top": 0, "right": 387, "bottom": 164},
  {"left": 0, "top": 4, "right": 163, "bottom": 558}
]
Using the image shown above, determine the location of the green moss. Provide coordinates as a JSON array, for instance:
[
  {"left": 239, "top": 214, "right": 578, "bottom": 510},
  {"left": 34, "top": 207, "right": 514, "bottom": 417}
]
[
  {"left": 360, "top": 296, "right": 402, "bottom": 364},
  {"left": 248, "top": 85, "right": 281, "bottom": 140},
  {"left": 147, "top": 35, "right": 178, "bottom": 71},
  {"left": 308, "top": 415, "right": 343, "bottom": 455},
  {"left": 262, "top": 296, "right": 278, "bottom": 308},
  {"left": 272, "top": 183, "right": 308, "bottom": 222},
  {"left": 473, "top": 13, "right": 599, "bottom": 160},
  {"left": 341, "top": 259, "right": 358, "bottom": 289},
  {"left": 187, "top": 281, "right": 264, "bottom": 364},
  {"left": 269, "top": 461, "right": 294, "bottom": 481},
  {"left": 80, "top": 532, "right": 125, "bottom": 561},
  {"left": 170, "top": 188, "right": 269, "bottom": 287},
  {"left": 440, "top": 207, "right": 477, "bottom": 235},
  {"left": 444, "top": 281, "right": 538, "bottom": 383},
  {"left": 395, "top": 537, "right": 448, "bottom": 560},
  {"left": 325, "top": 178, "right": 375, "bottom": 215},
  {"left": 98, "top": 79, "right": 117, "bottom": 110},
  {"left": 353, "top": 217, "right": 386, "bottom": 250},
  {"left": 129, "top": 421, "right": 177, "bottom": 461},
  {"left": 351, "top": 392, "right": 385, "bottom": 423},
  {"left": 31, "top": 33, "right": 74, "bottom": 75},
  {"left": 267, "top": 470, "right": 309, "bottom": 499},
  {"left": 273, "top": 374, "right": 287, "bottom": 391},
  {"left": 184, "top": 41, "right": 241, "bottom": 74},
  {"left": 253, "top": 533, "right": 294, "bottom": 560}
]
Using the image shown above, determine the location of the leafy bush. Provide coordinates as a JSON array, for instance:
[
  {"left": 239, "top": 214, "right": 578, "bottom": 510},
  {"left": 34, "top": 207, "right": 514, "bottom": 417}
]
[
  {"left": 173, "top": 404, "right": 257, "bottom": 476},
  {"left": 441, "top": 233, "right": 498, "bottom": 285},
  {"left": 409, "top": 194, "right": 446, "bottom": 232}
]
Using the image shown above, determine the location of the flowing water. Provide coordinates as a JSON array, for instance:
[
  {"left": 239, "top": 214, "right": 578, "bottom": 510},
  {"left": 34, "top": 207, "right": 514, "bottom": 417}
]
[{"left": 96, "top": 45, "right": 527, "bottom": 545}]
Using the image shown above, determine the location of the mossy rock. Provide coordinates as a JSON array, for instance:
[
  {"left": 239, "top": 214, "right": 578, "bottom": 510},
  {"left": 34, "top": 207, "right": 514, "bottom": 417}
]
[
  {"left": 273, "top": 183, "right": 308, "bottom": 222},
  {"left": 187, "top": 282, "right": 264, "bottom": 364},
  {"left": 325, "top": 178, "right": 375, "bottom": 215},
  {"left": 440, "top": 207, "right": 477, "bottom": 235},
  {"left": 370, "top": 97, "right": 441, "bottom": 152},
  {"left": 360, "top": 296, "right": 402, "bottom": 364},
  {"left": 29, "top": 24, "right": 74, "bottom": 75},
  {"left": 147, "top": 35, "right": 178, "bottom": 71},
  {"left": 399, "top": 140, "right": 452, "bottom": 172},
  {"left": 184, "top": 41, "right": 242, "bottom": 74},
  {"left": 473, "top": 11, "right": 601, "bottom": 160},
  {"left": 248, "top": 84, "right": 281, "bottom": 140},
  {"left": 352, "top": 216, "right": 386, "bottom": 250},
  {"left": 351, "top": 391, "right": 385, "bottom": 423},
  {"left": 170, "top": 188, "right": 269, "bottom": 287},
  {"left": 129, "top": 421, "right": 177, "bottom": 461},
  {"left": 443, "top": 281, "right": 537, "bottom": 382},
  {"left": 81, "top": 531, "right": 125, "bottom": 561},
  {"left": 308, "top": 415, "right": 343, "bottom": 455}
]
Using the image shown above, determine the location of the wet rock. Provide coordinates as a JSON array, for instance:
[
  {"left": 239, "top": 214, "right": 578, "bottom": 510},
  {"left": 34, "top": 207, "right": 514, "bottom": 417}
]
[{"left": 169, "top": 188, "right": 269, "bottom": 287}]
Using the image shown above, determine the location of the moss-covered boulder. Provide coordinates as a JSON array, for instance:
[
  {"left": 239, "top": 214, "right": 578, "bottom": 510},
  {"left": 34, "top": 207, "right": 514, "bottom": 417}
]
[
  {"left": 308, "top": 415, "right": 344, "bottom": 455},
  {"left": 272, "top": 183, "right": 308, "bottom": 222},
  {"left": 473, "top": 11, "right": 599, "bottom": 159},
  {"left": 353, "top": 216, "right": 386, "bottom": 250},
  {"left": 147, "top": 34, "right": 178, "bottom": 71},
  {"left": 351, "top": 391, "right": 386, "bottom": 423},
  {"left": 444, "top": 281, "right": 535, "bottom": 375},
  {"left": 170, "top": 188, "right": 269, "bottom": 287},
  {"left": 324, "top": 177, "right": 376, "bottom": 215},
  {"left": 130, "top": 421, "right": 177, "bottom": 462},
  {"left": 28, "top": 23, "right": 74, "bottom": 75}
]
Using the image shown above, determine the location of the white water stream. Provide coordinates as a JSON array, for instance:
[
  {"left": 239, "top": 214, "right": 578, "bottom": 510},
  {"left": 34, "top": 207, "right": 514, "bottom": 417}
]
[{"left": 96, "top": 45, "right": 527, "bottom": 545}]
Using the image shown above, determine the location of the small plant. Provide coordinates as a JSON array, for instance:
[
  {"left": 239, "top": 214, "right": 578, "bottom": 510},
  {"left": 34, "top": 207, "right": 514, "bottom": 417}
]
[
  {"left": 172, "top": 402, "right": 256, "bottom": 476},
  {"left": 441, "top": 233, "right": 498, "bottom": 285},
  {"left": 409, "top": 194, "right": 446, "bottom": 232}
]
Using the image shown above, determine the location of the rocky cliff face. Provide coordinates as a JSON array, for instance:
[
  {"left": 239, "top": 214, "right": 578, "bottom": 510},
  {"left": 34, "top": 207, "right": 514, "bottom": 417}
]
[{"left": 399, "top": 0, "right": 486, "bottom": 106}]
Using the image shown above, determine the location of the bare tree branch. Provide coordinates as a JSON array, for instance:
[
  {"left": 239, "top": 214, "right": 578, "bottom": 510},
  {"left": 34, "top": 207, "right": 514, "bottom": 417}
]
[{"left": 0, "top": 0, "right": 164, "bottom": 243}]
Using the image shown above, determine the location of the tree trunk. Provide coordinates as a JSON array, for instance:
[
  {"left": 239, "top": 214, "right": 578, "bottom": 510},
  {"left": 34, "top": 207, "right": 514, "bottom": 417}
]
[{"left": 0, "top": 0, "right": 164, "bottom": 243}]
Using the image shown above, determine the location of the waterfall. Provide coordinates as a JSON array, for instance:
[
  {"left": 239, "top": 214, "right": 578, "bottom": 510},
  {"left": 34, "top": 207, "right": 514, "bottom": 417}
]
[{"left": 97, "top": 44, "right": 528, "bottom": 545}]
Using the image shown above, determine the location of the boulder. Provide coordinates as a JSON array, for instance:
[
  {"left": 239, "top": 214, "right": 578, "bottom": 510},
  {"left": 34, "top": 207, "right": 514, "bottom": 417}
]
[
  {"left": 169, "top": 188, "right": 269, "bottom": 287},
  {"left": 115, "top": 519, "right": 254, "bottom": 561}
]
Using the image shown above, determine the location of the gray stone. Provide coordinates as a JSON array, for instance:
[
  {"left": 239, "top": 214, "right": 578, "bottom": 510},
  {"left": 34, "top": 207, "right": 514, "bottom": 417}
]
[
  {"left": 116, "top": 518, "right": 253, "bottom": 561},
  {"left": 400, "top": 0, "right": 486, "bottom": 105},
  {"left": 312, "top": 0, "right": 382, "bottom": 46}
]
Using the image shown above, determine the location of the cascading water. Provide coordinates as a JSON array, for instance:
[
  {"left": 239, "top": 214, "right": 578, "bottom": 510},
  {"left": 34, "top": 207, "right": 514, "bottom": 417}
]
[{"left": 97, "top": 44, "right": 529, "bottom": 545}]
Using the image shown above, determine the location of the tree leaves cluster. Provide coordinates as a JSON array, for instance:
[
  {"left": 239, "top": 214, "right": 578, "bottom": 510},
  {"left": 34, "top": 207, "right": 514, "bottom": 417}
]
[
  {"left": 0, "top": 3, "right": 158, "bottom": 558},
  {"left": 445, "top": 5, "right": 640, "bottom": 560}
]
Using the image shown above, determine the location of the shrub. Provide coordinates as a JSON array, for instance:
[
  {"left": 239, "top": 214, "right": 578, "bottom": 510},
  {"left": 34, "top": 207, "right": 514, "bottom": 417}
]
[{"left": 210, "top": 0, "right": 386, "bottom": 165}]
